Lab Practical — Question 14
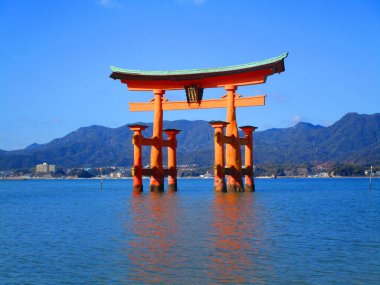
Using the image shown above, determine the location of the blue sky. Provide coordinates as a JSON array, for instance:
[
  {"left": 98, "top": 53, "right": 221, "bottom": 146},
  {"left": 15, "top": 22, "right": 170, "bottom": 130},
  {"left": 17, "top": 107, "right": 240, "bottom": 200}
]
[{"left": 1, "top": 0, "right": 379, "bottom": 150}]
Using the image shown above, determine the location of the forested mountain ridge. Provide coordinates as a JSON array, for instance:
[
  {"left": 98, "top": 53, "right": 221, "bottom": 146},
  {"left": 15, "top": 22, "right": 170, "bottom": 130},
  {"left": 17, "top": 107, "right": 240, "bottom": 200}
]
[{"left": 0, "top": 113, "right": 379, "bottom": 170}]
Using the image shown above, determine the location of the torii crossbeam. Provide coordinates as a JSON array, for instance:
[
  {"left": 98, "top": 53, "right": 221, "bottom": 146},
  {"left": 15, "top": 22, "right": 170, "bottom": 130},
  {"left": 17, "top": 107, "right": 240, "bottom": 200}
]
[{"left": 110, "top": 52, "right": 288, "bottom": 192}]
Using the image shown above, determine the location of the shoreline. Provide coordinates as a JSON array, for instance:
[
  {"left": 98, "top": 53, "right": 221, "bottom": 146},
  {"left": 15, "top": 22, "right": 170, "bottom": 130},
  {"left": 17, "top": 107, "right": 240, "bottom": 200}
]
[{"left": 1, "top": 176, "right": 377, "bottom": 181}]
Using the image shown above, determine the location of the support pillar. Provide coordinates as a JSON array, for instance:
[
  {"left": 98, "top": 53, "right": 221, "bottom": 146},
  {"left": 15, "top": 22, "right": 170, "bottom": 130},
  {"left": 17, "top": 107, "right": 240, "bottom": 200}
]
[
  {"left": 225, "top": 85, "right": 244, "bottom": 192},
  {"left": 240, "top": 126, "right": 257, "bottom": 192},
  {"left": 164, "top": 129, "right": 181, "bottom": 192},
  {"left": 210, "top": 121, "right": 228, "bottom": 192},
  {"left": 149, "top": 89, "right": 165, "bottom": 192},
  {"left": 128, "top": 124, "right": 148, "bottom": 192}
]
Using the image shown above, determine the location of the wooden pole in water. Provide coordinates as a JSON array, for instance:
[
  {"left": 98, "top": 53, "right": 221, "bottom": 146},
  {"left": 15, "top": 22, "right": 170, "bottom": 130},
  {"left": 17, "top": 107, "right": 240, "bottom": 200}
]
[
  {"left": 164, "top": 129, "right": 181, "bottom": 192},
  {"left": 225, "top": 85, "right": 244, "bottom": 192},
  {"left": 129, "top": 124, "right": 148, "bottom": 192},
  {"left": 210, "top": 121, "right": 228, "bottom": 192},
  {"left": 240, "top": 126, "right": 257, "bottom": 192},
  {"left": 150, "top": 89, "right": 165, "bottom": 192},
  {"left": 100, "top": 167, "right": 103, "bottom": 190}
]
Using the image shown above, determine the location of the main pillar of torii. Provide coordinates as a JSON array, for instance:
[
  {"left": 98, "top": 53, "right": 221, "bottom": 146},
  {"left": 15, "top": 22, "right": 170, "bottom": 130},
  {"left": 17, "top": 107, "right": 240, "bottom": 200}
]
[{"left": 110, "top": 53, "right": 288, "bottom": 192}]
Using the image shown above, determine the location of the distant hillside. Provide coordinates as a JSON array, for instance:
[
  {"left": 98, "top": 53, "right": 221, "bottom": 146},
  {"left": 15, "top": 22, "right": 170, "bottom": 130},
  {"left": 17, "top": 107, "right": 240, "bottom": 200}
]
[
  {"left": 257, "top": 113, "right": 380, "bottom": 164},
  {"left": 0, "top": 113, "right": 379, "bottom": 170}
]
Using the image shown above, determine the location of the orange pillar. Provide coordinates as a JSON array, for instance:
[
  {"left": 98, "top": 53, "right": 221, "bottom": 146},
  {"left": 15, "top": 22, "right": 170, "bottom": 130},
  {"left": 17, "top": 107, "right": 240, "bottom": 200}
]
[
  {"left": 128, "top": 124, "right": 148, "bottom": 192},
  {"left": 240, "top": 126, "right": 257, "bottom": 192},
  {"left": 225, "top": 85, "right": 244, "bottom": 192},
  {"left": 210, "top": 121, "right": 228, "bottom": 192},
  {"left": 149, "top": 89, "right": 165, "bottom": 192},
  {"left": 164, "top": 129, "right": 181, "bottom": 192}
]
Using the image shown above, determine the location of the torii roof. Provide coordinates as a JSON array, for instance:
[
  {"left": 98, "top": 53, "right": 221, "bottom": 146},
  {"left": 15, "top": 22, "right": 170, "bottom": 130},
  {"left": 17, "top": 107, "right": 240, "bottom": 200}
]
[{"left": 110, "top": 52, "right": 288, "bottom": 91}]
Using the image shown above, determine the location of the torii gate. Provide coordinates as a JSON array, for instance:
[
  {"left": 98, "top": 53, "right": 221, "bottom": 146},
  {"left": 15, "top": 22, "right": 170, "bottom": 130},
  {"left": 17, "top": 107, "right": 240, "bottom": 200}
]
[{"left": 110, "top": 53, "right": 288, "bottom": 192}]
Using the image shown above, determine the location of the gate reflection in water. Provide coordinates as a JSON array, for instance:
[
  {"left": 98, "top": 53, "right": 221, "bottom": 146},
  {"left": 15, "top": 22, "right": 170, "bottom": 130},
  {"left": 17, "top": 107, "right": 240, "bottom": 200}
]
[
  {"left": 210, "top": 193, "right": 265, "bottom": 284},
  {"left": 128, "top": 192, "right": 180, "bottom": 283},
  {"left": 124, "top": 188, "right": 269, "bottom": 284}
]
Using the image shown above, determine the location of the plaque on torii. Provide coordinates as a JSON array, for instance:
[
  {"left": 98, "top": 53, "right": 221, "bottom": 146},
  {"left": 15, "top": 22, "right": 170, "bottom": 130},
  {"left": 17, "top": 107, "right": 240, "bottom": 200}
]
[{"left": 110, "top": 53, "right": 288, "bottom": 192}]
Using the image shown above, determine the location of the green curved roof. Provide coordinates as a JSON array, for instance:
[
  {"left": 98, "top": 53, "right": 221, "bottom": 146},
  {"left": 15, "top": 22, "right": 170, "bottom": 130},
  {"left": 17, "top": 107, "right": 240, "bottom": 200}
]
[{"left": 110, "top": 52, "right": 288, "bottom": 76}]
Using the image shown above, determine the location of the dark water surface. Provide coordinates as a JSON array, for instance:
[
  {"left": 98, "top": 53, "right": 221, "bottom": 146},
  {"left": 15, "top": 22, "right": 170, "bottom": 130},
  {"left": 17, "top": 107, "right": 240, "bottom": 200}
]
[{"left": 1, "top": 178, "right": 379, "bottom": 284}]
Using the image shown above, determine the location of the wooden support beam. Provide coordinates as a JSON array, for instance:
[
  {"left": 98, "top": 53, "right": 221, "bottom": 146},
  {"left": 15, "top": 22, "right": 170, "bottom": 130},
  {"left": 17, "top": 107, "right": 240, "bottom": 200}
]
[
  {"left": 140, "top": 137, "right": 171, "bottom": 147},
  {"left": 225, "top": 166, "right": 253, "bottom": 176},
  {"left": 224, "top": 167, "right": 234, "bottom": 176},
  {"left": 239, "top": 137, "right": 249, "bottom": 145},
  {"left": 141, "top": 138, "right": 154, "bottom": 146},
  {"left": 142, "top": 168, "right": 173, "bottom": 176},
  {"left": 163, "top": 168, "right": 175, "bottom": 176},
  {"left": 129, "top": 95, "right": 266, "bottom": 112},
  {"left": 224, "top": 134, "right": 251, "bottom": 146},
  {"left": 162, "top": 140, "right": 172, "bottom": 148},
  {"left": 223, "top": 135, "right": 235, "bottom": 145},
  {"left": 242, "top": 167, "right": 254, "bottom": 176},
  {"left": 142, "top": 168, "right": 154, "bottom": 176}
]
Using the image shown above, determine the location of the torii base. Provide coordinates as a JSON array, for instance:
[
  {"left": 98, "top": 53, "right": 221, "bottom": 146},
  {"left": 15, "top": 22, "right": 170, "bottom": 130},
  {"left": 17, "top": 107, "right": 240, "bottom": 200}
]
[
  {"left": 149, "top": 185, "right": 164, "bottom": 192},
  {"left": 129, "top": 124, "right": 180, "bottom": 193},
  {"left": 133, "top": 185, "right": 143, "bottom": 193},
  {"left": 214, "top": 177, "right": 227, "bottom": 192},
  {"left": 245, "top": 175, "right": 255, "bottom": 192},
  {"left": 149, "top": 178, "right": 164, "bottom": 192},
  {"left": 210, "top": 121, "right": 257, "bottom": 193},
  {"left": 227, "top": 183, "right": 245, "bottom": 192},
  {"left": 168, "top": 182, "right": 178, "bottom": 192}
]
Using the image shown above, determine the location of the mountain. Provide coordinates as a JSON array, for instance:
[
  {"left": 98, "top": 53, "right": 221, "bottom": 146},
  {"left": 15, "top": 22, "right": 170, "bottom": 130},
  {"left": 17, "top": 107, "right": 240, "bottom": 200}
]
[
  {"left": 0, "top": 113, "right": 379, "bottom": 170},
  {"left": 255, "top": 113, "right": 380, "bottom": 164},
  {"left": 0, "top": 120, "right": 215, "bottom": 169}
]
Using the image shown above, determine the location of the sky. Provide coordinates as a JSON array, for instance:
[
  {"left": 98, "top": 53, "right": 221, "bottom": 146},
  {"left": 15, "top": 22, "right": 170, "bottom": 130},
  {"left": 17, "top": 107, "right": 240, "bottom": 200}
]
[{"left": 0, "top": 0, "right": 379, "bottom": 150}]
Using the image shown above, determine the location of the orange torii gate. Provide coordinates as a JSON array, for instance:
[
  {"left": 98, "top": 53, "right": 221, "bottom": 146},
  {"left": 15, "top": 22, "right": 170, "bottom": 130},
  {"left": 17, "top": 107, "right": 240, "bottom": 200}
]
[{"left": 110, "top": 53, "right": 288, "bottom": 192}]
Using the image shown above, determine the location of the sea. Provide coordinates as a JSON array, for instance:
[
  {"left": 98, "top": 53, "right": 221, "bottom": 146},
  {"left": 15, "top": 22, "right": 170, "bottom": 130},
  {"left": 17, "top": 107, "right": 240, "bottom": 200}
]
[{"left": 0, "top": 178, "right": 379, "bottom": 284}]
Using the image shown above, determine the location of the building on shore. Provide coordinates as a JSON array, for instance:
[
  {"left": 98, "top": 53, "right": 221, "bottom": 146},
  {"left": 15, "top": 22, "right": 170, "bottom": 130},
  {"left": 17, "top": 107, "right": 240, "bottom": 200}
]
[
  {"left": 110, "top": 172, "right": 122, "bottom": 178},
  {"left": 36, "top": 162, "right": 56, "bottom": 174}
]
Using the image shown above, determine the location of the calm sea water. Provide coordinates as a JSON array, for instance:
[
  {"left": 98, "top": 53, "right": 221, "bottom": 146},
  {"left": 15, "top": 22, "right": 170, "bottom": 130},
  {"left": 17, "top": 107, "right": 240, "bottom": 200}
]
[{"left": 0, "top": 178, "right": 379, "bottom": 284}]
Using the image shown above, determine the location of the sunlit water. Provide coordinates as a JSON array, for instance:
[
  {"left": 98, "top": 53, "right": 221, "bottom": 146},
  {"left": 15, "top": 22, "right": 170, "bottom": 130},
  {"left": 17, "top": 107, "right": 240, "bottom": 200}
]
[{"left": 1, "top": 178, "right": 379, "bottom": 284}]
